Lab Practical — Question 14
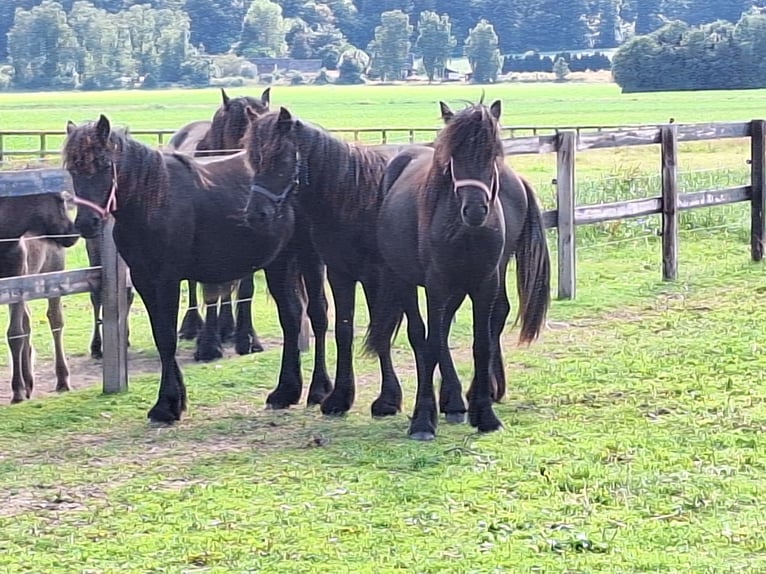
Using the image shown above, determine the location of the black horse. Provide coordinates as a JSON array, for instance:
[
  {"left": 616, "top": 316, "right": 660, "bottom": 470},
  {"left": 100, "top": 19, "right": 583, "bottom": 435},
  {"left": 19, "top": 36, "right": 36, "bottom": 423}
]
[
  {"left": 166, "top": 87, "right": 277, "bottom": 361},
  {"left": 63, "top": 114, "right": 331, "bottom": 424},
  {"left": 366, "top": 99, "right": 551, "bottom": 439},
  {"left": 241, "top": 106, "right": 444, "bottom": 419}
]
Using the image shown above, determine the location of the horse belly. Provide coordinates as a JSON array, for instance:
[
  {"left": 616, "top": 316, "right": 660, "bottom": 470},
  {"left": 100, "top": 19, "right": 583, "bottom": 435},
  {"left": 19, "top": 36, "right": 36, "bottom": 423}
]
[{"left": 377, "top": 187, "right": 423, "bottom": 285}]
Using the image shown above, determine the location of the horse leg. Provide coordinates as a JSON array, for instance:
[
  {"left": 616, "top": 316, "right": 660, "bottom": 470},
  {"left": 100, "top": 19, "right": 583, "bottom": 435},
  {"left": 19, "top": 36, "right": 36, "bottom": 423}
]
[
  {"left": 234, "top": 274, "right": 264, "bottom": 355},
  {"left": 126, "top": 285, "right": 135, "bottom": 348},
  {"left": 194, "top": 283, "right": 224, "bottom": 362},
  {"left": 297, "top": 278, "right": 311, "bottom": 353},
  {"left": 218, "top": 280, "right": 236, "bottom": 344},
  {"left": 362, "top": 276, "right": 402, "bottom": 418},
  {"left": 47, "top": 296, "right": 71, "bottom": 393},
  {"left": 86, "top": 237, "right": 103, "bottom": 358},
  {"left": 437, "top": 296, "right": 469, "bottom": 424},
  {"left": 178, "top": 279, "right": 203, "bottom": 340},
  {"left": 410, "top": 283, "right": 464, "bottom": 441},
  {"left": 264, "top": 257, "right": 304, "bottom": 409},
  {"left": 467, "top": 273, "right": 503, "bottom": 433},
  {"left": 489, "top": 268, "right": 510, "bottom": 402},
  {"left": 138, "top": 276, "right": 186, "bottom": 424},
  {"left": 300, "top": 251, "right": 331, "bottom": 406},
  {"left": 320, "top": 269, "right": 357, "bottom": 416},
  {"left": 20, "top": 305, "right": 35, "bottom": 400},
  {"left": 8, "top": 302, "right": 30, "bottom": 403}
]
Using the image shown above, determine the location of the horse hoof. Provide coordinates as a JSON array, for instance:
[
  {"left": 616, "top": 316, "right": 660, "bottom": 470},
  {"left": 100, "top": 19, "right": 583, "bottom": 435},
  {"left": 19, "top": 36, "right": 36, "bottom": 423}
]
[
  {"left": 90, "top": 351, "right": 103, "bottom": 360},
  {"left": 409, "top": 431, "right": 436, "bottom": 441},
  {"left": 444, "top": 412, "right": 466, "bottom": 424},
  {"left": 55, "top": 385, "right": 71, "bottom": 393},
  {"left": 251, "top": 341, "right": 264, "bottom": 353},
  {"left": 10, "top": 395, "right": 25, "bottom": 405},
  {"left": 147, "top": 419, "right": 175, "bottom": 429},
  {"left": 193, "top": 348, "right": 223, "bottom": 362},
  {"left": 306, "top": 393, "right": 328, "bottom": 407},
  {"left": 371, "top": 399, "right": 400, "bottom": 418}
]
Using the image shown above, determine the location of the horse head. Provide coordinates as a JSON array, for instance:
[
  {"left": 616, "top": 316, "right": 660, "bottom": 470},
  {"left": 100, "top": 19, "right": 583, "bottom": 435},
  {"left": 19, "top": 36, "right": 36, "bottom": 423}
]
[
  {"left": 436, "top": 99, "right": 503, "bottom": 228},
  {"left": 63, "top": 114, "right": 119, "bottom": 239}
]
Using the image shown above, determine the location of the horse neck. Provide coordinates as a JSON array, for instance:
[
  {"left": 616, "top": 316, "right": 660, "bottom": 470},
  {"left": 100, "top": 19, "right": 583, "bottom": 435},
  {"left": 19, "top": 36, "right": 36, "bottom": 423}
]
[
  {"left": 301, "top": 126, "right": 385, "bottom": 217},
  {"left": 115, "top": 138, "right": 168, "bottom": 209}
]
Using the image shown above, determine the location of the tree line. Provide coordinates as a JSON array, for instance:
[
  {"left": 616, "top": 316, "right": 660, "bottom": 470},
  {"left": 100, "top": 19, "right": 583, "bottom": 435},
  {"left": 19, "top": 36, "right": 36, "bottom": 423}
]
[
  {"left": 0, "top": 0, "right": 763, "bottom": 90},
  {"left": 612, "top": 8, "right": 766, "bottom": 91}
]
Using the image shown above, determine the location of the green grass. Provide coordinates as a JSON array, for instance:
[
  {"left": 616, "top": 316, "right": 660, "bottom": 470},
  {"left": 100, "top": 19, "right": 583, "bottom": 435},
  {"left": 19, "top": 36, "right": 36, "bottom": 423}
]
[
  {"left": 1, "top": 82, "right": 766, "bottom": 571},
  {"left": 2, "top": 222, "right": 766, "bottom": 572}
]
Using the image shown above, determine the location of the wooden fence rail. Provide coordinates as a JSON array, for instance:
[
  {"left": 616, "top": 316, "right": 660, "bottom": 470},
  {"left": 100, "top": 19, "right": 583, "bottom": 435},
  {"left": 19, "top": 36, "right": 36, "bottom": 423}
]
[
  {"left": 0, "top": 123, "right": 668, "bottom": 162},
  {"left": 1, "top": 119, "right": 763, "bottom": 392}
]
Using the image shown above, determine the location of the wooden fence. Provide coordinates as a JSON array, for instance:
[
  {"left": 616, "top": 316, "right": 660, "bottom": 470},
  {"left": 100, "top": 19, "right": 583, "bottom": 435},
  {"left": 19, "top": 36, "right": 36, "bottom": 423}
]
[
  {"left": 0, "top": 119, "right": 763, "bottom": 391},
  {"left": 0, "top": 123, "right": 665, "bottom": 162}
]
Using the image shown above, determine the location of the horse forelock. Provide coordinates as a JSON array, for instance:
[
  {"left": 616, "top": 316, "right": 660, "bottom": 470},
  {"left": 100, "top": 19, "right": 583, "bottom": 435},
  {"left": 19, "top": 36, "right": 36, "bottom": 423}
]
[{"left": 433, "top": 103, "right": 503, "bottom": 171}]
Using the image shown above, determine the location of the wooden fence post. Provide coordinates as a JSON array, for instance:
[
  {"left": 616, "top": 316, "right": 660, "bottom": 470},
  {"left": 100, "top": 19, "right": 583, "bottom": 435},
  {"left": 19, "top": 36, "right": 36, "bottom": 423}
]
[
  {"left": 100, "top": 219, "right": 129, "bottom": 394},
  {"left": 556, "top": 131, "right": 577, "bottom": 300},
  {"left": 661, "top": 124, "right": 679, "bottom": 281},
  {"left": 750, "top": 119, "right": 766, "bottom": 261}
]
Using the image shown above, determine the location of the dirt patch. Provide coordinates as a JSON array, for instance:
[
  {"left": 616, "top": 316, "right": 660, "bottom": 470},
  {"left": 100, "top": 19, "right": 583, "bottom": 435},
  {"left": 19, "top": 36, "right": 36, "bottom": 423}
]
[
  {"left": 0, "top": 483, "right": 109, "bottom": 518},
  {"left": 0, "top": 341, "right": 250, "bottom": 405}
]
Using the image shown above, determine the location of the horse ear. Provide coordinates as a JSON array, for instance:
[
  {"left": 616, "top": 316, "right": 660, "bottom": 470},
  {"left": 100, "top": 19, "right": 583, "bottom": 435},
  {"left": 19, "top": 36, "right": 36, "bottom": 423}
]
[
  {"left": 261, "top": 87, "right": 271, "bottom": 108},
  {"left": 245, "top": 105, "right": 261, "bottom": 122},
  {"left": 66, "top": 120, "right": 76, "bottom": 135},
  {"left": 277, "top": 106, "right": 293, "bottom": 131},
  {"left": 221, "top": 88, "right": 230, "bottom": 110},
  {"left": 96, "top": 114, "right": 111, "bottom": 142},
  {"left": 490, "top": 100, "right": 502, "bottom": 121},
  {"left": 439, "top": 101, "right": 454, "bottom": 123}
]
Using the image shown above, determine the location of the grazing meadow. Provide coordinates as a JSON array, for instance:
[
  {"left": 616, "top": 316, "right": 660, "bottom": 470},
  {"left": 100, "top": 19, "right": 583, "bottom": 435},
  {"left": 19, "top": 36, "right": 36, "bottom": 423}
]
[{"left": 1, "top": 82, "right": 765, "bottom": 572}]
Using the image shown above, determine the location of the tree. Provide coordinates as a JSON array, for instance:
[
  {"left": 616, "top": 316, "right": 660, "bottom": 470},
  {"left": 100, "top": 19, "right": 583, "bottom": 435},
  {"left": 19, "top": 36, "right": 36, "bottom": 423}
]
[
  {"left": 184, "top": 0, "right": 245, "bottom": 54},
  {"left": 7, "top": 0, "right": 80, "bottom": 89},
  {"left": 635, "top": 0, "right": 662, "bottom": 34},
  {"left": 69, "top": 1, "right": 134, "bottom": 89},
  {"left": 336, "top": 47, "right": 368, "bottom": 83},
  {"left": 238, "top": 0, "right": 288, "bottom": 58},
  {"left": 416, "top": 11, "right": 456, "bottom": 82},
  {"left": 464, "top": 18, "right": 501, "bottom": 83},
  {"left": 597, "top": 0, "right": 620, "bottom": 48},
  {"left": 367, "top": 10, "right": 412, "bottom": 81},
  {"left": 552, "top": 57, "right": 570, "bottom": 80}
]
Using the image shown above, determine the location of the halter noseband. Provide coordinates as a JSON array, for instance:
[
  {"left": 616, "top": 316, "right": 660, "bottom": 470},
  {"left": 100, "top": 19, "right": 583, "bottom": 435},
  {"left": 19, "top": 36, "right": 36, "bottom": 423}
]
[
  {"left": 72, "top": 162, "right": 118, "bottom": 220},
  {"left": 448, "top": 157, "right": 500, "bottom": 203},
  {"left": 250, "top": 151, "right": 305, "bottom": 205}
]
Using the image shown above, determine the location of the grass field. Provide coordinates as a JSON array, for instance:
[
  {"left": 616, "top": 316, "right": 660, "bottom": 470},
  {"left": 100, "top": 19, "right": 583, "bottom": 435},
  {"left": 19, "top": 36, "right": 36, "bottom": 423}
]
[{"left": 1, "top": 83, "right": 766, "bottom": 572}]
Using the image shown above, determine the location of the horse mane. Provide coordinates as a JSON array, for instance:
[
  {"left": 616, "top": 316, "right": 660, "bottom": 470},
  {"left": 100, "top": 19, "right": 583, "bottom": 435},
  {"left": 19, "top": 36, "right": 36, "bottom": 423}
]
[
  {"left": 63, "top": 121, "right": 208, "bottom": 214},
  {"left": 250, "top": 110, "right": 389, "bottom": 221}
]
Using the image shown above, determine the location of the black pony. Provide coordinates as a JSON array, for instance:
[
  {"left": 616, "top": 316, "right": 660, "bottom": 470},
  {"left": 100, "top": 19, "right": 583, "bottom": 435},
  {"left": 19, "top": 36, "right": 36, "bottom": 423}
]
[
  {"left": 64, "top": 114, "right": 331, "bottom": 423},
  {"left": 167, "top": 87, "right": 278, "bottom": 361},
  {"left": 366, "top": 99, "right": 551, "bottom": 439},
  {"left": 241, "top": 106, "right": 454, "bottom": 419}
]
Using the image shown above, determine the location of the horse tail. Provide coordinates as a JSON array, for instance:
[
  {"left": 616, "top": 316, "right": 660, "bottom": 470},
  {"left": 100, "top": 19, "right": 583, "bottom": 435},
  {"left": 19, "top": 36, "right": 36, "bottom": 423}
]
[
  {"left": 513, "top": 176, "right": 551, "bottom": 345},
  {"left": 363, "top": 272, "right": 405, "bottom": 357}
]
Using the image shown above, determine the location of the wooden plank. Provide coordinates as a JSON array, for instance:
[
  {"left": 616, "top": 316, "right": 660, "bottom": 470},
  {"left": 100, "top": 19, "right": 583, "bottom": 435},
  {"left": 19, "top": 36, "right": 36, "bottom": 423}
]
[
  {"left": 100, "top": 219, "right": 129, "bottom": 394},
  {"left": 556, "top": 131, "right": 576, "bottom": 300},
  {"left": 578, "top": 126, "right": 661, "bottom": 150},
  {"left": 0, "top": 168, "right": 72, "bottom": 197},
  {"left": 577, "top": 121, "right": 750, "bottom": 152},
  {"left": 661, "top": 124, "right": 679, "bottom": 281},
  {"left": 576, "top": 197, "right": 662, "bottom": 225},
  {"left": 542, "top": 209, "right": 557, "bottom": 229},
  {"left": 0, "top": 267, "right": 100, "bottom": 305},
  {"left": 503, "top": 135, "right": 558, "bottom": 156},
  {"left": 751, "top": 120, "right": 766, "bottom": 261},
  {"left": 678, "top": 186, "right": 751, "bottom": 210}
]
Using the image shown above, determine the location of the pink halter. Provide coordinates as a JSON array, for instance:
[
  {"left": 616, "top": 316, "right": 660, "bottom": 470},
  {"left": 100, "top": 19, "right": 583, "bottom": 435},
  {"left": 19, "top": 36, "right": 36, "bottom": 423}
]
[
  {"left": 72, "top": 163, "right": 119, "bottom": 219},
  {"left": 449, "top": 158, "right": 499, "bottom": 202}
]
